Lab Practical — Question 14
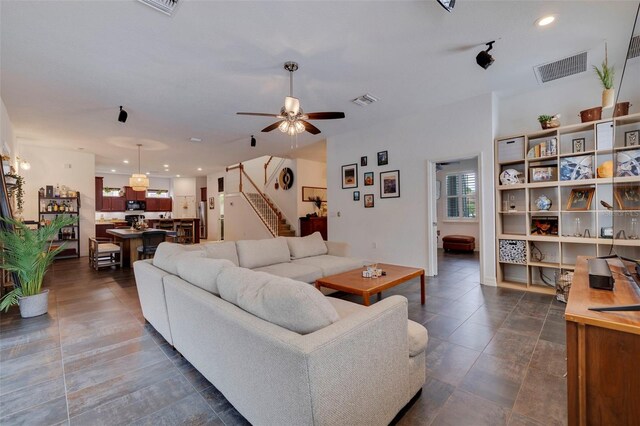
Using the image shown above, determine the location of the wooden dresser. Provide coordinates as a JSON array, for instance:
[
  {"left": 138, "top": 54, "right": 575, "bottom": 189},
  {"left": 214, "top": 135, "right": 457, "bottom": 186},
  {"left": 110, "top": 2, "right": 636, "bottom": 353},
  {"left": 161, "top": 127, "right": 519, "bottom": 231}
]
[
  {"left": 299, "top": 216, "right": 327, "bottom": 240},
  {"left": 565, "top": 256, "right": 640, "bottom": 426}
]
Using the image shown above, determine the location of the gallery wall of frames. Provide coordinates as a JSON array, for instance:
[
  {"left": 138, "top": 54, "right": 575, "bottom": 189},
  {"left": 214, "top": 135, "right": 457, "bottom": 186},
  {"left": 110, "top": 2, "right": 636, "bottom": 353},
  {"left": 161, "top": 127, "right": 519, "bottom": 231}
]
[
  {"left": 495, "top": 113, "right": 640, "bottom": 294},
  {"left": 341, "top": 150, "right": 400, "bottom": 209}
]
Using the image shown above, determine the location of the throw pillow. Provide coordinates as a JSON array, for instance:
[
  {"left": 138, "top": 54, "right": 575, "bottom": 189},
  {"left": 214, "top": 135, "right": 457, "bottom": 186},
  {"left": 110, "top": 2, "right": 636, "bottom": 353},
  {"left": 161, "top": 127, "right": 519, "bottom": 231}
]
[
  {"left": 236, "top": 237, "right": 290, "bottom": 269},
  {"left": 286, "top": 232, "right": 328, "bottom": 259},
  {"left": 153, "top": 242, "right": 204, "bottom": 274},
  {"left": 218, "top": 267, "right": 340, "bottom": 334},
  {"left": 176, "top": 257, "right": 235, "bottom": 295}
]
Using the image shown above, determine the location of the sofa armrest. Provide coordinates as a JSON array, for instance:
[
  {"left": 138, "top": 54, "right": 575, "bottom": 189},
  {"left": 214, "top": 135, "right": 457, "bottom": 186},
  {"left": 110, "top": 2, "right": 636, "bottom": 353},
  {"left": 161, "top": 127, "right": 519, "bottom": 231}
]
[
  {"left": 133, "top": 260, "right": 173, "bottom": 345},
  {"left": 325, "top": 240, "right": 349, "bottom": 257},
  {"left": 292, "top": 295, "right": 419, "bottom": 425}
]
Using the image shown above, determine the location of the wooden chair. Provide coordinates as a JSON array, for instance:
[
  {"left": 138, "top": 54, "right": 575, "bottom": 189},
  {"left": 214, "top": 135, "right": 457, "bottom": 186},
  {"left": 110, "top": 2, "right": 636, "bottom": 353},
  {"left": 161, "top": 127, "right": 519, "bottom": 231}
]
[
  {"left": 156, "top": 220, "right": 174, "bottom": 230},
  {"left": 137, "top": 231, "right": 166, "bottom": 260},
  {"left": 176, "top": 220, "right": 195, "bottom": 244},
  {"left": 89, "top": 237, "right": 123, "bottom": 270}
]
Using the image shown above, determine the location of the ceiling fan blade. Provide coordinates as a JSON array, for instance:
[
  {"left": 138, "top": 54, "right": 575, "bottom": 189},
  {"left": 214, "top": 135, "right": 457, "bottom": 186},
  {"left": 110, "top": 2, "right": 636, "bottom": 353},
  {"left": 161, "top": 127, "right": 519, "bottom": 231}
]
[
  {"left": 261, "top": 121, "right": 283, "bottom": 132},
  {"left": 301, "top": 120, "right": 321, "bottom": 135},
  {"left": 237, "top": 112, "right": 280, "bottom": 117},
  {"left": 306, "top": 112, "right": 345, "bottom": 120}
]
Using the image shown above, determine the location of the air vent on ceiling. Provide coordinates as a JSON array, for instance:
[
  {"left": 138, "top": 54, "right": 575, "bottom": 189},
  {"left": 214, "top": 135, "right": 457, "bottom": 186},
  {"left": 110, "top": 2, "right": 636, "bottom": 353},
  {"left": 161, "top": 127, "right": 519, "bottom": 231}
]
[
  {"left": 534, "top": 51, "right": 587, "bottom": 84},
  {"left": 628, "top": 35, "right": 640, "bottom": 59},
  {"left": 351, "top": 93, "right": 379, "bottom": 106},
  {"left": 137, "top": 0, "right": 179, "bottom": 16}
]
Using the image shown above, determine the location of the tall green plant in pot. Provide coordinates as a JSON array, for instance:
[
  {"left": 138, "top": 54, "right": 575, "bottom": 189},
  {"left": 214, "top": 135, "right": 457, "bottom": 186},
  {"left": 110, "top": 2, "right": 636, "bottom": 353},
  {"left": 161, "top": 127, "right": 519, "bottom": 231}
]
[
  {"left": 0, "top": 215, "right": 77, "bottom": 317},
  {"left": 594, "top": 60, "right": 615, "bottom": 108}
]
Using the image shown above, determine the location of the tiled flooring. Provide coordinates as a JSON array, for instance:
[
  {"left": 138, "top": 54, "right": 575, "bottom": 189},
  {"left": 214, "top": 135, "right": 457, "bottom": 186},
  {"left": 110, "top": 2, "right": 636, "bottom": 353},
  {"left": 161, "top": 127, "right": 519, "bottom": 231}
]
[{"left": 0, "top": 250, "right": 567, "bottom": 425}]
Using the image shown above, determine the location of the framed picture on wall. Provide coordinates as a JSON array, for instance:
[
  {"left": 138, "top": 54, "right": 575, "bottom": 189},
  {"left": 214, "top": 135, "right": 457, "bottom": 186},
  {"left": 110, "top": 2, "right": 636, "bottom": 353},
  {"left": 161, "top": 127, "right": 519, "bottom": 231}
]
[
  {"left": 377, "top": 151, "right": 388, "bottom": 166},
  {"left": 364, "top": 194, "right": 374, "bottom": 208},
  {"left": 353, "top": 191, "right": 360, "bottom": 201},
  {"left": 361, "top": 156, "right": 368, "bottom": 167},
  {"left": 208, "top": 197, "right": 215, "bottom": 209},
  {"left": 380, "top": 170, "right": 400, "bottom": 198},
  {"left": 364, "top": 172, "right": 374, "bottom": 186},
  {"left": 341, "top": 163, "right": 358, "bottom": 189}
]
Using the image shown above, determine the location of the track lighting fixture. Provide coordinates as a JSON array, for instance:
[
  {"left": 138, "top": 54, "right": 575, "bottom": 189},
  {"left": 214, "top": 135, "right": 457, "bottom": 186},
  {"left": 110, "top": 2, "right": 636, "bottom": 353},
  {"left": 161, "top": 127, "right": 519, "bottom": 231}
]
[
  {"left": 250, "top": 135, "right": 256, "bottom": 147},
  {"left": 476, "top": 41, "right": 495, "bottom": 69},
  {"left": 118, "top": 106, "right": 128, "bottom": 123},
  {"left": 436, "top": 0, "right": 455, "bottom": 12}
]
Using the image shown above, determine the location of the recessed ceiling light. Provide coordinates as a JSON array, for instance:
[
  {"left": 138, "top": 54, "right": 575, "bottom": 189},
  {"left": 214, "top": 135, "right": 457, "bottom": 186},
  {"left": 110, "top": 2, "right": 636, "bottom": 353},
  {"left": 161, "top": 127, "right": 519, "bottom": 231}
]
[
  {"left": 197, "top": 167, "right": 202, "bottom": 171},
  {"left": 163, "top": 164, "right": 169, "bottom": 168},
  {"left": 536, "top": 15, "right": 555, "bottom": 27},
  {"left": 176, "top": 174, "right": 181, "bottom": 177},
  {"left": 164, "top": 169, "right": 169, "bottom": 172},
  {"left": 146, "top": 172, "right": 150, "bottom": 175},
  {"left": 111, "top": 169, "right": 116, "bottom": 172},
  {"left": 123, "top": 160, "right": 129, "bottom": 164},
  {"left": 190, "top": 137, "right": 202, "bottom": 143}
]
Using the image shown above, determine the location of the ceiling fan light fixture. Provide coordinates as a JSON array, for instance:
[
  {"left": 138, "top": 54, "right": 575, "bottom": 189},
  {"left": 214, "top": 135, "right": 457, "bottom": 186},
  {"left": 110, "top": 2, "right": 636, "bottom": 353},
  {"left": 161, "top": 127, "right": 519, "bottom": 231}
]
[
  {"left": 436, "top": 0, "right": 455, "bottom": 12},
  {"left": 294, "top": 120, "right": 305, "bottom": 133},
  {"left": 285, "top": 96, "right": 300, "bottom": 115},
  {"left": 279, "top": 121, "right": 290, "bottom": 133}
]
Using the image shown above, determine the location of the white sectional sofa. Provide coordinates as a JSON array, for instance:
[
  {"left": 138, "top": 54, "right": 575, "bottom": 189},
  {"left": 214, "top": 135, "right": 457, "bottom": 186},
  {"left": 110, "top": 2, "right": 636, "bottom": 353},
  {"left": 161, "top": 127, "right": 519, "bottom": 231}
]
[{"left": 133, "top": 235, "right": 428, "bottom": 425}]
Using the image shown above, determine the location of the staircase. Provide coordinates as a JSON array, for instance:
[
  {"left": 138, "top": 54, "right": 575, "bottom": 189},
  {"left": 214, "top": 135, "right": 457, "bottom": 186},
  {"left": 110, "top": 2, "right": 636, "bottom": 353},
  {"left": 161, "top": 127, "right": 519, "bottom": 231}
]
[{"left": 245, "top": 193, "right": 295, "bottom": 237}]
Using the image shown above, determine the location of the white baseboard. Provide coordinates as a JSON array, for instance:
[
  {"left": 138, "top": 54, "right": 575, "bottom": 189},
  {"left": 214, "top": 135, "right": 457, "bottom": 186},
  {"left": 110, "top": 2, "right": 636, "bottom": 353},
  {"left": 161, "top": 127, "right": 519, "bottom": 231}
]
[{"left": 481, "top": 276, "right": 497, "bottom": 287}]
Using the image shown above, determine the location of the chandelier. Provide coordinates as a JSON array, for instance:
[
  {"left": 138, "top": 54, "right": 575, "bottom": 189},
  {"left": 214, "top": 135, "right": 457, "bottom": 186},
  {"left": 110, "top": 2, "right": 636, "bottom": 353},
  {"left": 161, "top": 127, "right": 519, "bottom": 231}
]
[{"left": 129, "top": 144, "right": 149, "bottom": 191}]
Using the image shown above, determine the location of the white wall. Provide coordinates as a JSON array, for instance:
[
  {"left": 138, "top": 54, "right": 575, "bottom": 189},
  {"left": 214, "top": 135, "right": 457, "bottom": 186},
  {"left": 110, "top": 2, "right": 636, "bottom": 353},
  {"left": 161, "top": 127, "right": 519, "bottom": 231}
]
[
  {"left": 223, "top": 193, "right": 272, "bottom": 241},
  {"left": 436, "top": 158, "right": 480, "bottom": 250},
  {"left": 297, "top": 158, "right": 327, "bottom": 218},
  {"left": 18, "top": 143, "right": 96, "bottom": 256},
  {"left": 206, "top": 171, "right": 225, "bottom": 240},
  {"left": 327, "top": 93, "right": 495, "bottom": 284},
  {"left": 171, "top": 177, "right": 196, "bottom": 218}
]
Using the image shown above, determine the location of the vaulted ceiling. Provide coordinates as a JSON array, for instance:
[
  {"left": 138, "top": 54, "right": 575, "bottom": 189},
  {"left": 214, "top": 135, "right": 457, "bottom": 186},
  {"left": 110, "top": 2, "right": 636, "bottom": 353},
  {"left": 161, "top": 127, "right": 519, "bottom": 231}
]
[{"left": 1, "top": 1, "right": 637, "bottom": 177}]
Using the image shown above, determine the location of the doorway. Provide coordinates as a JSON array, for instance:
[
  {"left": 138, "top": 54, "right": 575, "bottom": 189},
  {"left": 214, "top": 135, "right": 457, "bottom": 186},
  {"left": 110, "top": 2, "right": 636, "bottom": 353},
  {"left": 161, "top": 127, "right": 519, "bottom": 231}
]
[{"left": 426, "top": 154, "right": 483, "bottom": 282}]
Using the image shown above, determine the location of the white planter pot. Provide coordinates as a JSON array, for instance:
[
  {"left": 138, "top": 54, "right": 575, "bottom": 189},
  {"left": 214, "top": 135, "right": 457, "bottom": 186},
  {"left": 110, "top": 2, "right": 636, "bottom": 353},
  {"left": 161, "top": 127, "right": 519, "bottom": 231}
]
[
  {"left": 5, "top": 177, "right": 17, "bottom": 185},
  {"left": 2, "top": 163, "right": 10, "bottom": 174},
  {"left": 602, "top": 88, "right": 615, "bottom": 108},
  {"left": 18, "top": 289, "right": 49, "bottom": 318}
]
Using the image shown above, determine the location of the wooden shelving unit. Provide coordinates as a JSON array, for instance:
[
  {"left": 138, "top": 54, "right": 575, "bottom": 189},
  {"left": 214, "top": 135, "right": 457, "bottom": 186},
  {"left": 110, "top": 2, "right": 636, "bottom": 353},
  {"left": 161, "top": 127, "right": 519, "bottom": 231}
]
[
  {"left": 495, "top": 113, "right": 640, "bottom": 294},
  {"left": 38, "top": 193, "right": 81, "bottom": 259}
]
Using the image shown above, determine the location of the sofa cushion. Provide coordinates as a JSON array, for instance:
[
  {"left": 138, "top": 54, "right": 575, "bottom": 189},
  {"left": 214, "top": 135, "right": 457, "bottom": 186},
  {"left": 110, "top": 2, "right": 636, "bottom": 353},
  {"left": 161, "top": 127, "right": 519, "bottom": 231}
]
[
  {"left": 286, "top": 232, "right": 328, "bottom": 260},
  {"left": 326, "top": 297, "right": 366, "bottom": 319},
  {"left": 153, "top": 242, "right": 204, "bottom": 275},
  {"left": 176, "top": 257, "right": 235, "bottom": 295},
  {"left": 218, "top": 267, "right": 339, "bottom": 334},
  {"left": 203, "top": 241, "right": 239, "bottom": 266},
  {"left": 254, "top": 262, "right": 323, "bottom": 284},
  {"left": 292, "top": 255, "right": 366, "bottom": 277},
  {"left": 236, "top": 237, "right": 291, "bottom": 269},
  {"left": 407, "top": 320, "right": 428, "bottom": 357}
]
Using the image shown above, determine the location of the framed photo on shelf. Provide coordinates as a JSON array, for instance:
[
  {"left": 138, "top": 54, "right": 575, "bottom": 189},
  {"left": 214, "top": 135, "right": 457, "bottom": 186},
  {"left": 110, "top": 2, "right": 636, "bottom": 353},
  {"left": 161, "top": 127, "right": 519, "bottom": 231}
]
[
  {"left": 364, "top": 172, "right": 374, "bottom": 186},
  {"left": 380, "top": 170, "right": 400, "bottom": 198},
  {"left": 614, "top": 185, "right": 640, "bottom": 210},
  {"left": 377, "top": 150, "right": 388, "bottom": 166},
  {"left": 353, "top": 191, "right": 360, "bottom": 201},
  {"left": 530, "top": 216, "right": 558, "bottom": 236},
  {"left": 566, "top": 188, "right": 595, "bottom": 211},
  {"left": 530, "top": 166, "right": 556, "bottom": 182},
  {"left": 572, "top": 138, "right": 585, "bottom": 153},
  {"left": 341, "top": 163, "right": 358, "bottom": 189},
  {"left": 625, "top": 130, "right": 639, "bottom": 147},
  {"left": 364, "top": 194, "right": 374, "bottom": 208},
  {"left": 361, "top": 156, "right": 368, "bottom": 167}
]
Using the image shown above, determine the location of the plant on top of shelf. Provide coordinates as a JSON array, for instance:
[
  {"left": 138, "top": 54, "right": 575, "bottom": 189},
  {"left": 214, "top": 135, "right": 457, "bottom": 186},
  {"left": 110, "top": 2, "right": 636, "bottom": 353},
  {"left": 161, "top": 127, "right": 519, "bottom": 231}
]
[
  {"left": 0, "top": 215, "right": 77, "bottom": 317},
  {"left": 537, "top": 114, "right": 560, "bottom": 130},
  {"left": 594, "top": 43, "right": 615, "bottom": 108},
  {"left": 5, "top": 173, "right": 24, "bottom": 213}
]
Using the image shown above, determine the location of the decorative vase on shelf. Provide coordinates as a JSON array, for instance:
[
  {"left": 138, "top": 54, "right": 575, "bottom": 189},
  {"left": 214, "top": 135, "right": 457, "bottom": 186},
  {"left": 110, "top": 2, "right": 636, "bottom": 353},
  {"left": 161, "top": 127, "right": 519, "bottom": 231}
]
[{"left": 535, "top": 195, "right": 552, "bottom": 211}]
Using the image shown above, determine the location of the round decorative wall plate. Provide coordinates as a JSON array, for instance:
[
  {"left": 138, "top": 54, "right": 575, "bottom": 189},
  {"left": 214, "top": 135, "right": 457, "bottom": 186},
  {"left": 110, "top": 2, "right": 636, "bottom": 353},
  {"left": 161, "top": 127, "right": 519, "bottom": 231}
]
[{"left": 279, "top": 167, "right": 294, "bottom": 190}]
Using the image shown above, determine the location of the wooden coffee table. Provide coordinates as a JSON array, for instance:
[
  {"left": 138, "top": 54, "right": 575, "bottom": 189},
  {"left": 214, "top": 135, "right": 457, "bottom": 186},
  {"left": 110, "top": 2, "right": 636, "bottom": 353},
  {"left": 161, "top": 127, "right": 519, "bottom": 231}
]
[{"left": 315, "top": 263, "right": 425, "bottom": 306}]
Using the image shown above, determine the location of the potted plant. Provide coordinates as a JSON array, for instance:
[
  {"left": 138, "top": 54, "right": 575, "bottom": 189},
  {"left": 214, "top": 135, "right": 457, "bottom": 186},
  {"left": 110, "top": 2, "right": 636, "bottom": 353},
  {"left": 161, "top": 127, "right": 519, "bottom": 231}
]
[
  {"left": 594, "top": 60, "right": 615, "bottom": 108},
  {"left": 5, "top": 173, "right": 24, "bottom": 213},
  {"left": 537, "top": 114, "right": 560, "bottom": 130},
  {"left": 0, "top": 215, "right": 77, "bottom": 317}
]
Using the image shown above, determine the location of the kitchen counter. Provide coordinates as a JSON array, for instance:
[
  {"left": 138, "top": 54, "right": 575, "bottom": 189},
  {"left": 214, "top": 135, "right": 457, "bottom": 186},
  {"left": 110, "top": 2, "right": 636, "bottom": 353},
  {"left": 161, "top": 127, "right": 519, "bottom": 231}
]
[
  {"left": 106, "top": 228, "right": 177, "bottom": 267},
  {"left": 146, "top": 218, "right": 200, "bottom": 244}
]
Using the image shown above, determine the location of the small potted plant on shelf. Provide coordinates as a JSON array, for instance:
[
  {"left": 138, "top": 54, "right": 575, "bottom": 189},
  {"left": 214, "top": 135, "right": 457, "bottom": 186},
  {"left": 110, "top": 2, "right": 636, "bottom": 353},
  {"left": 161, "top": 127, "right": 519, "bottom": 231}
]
[
  {"left": 593, "top": 59, "right": 614, "bottom": 108},
  {"left": 0, "top": 215, "right": 77, "bottom": 318},
  {"left": 537, "top": 114, "right": 560, "bottom": 130}
]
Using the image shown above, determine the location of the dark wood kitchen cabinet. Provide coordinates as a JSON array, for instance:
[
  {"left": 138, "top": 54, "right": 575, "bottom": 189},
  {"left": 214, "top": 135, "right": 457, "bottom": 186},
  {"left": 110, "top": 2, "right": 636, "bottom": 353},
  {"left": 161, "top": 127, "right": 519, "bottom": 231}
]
[
  {"left": 145, "top": 197, "right": 172, "bottom": 212},
  {"left": 95, "top": 177, "right": 104, "bottom": 211},
  {"left": 125, "top": 186, "right": 146, "bottom": 201},
  {"left": 101, "top": 196, "right": 126, "bottom": 212}
]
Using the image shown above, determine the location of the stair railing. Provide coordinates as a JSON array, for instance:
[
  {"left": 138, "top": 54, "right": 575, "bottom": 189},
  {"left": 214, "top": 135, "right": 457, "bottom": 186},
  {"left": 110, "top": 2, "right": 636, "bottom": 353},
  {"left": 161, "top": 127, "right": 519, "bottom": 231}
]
[{"left": 226, "top": 163, "right": 281, "bottom": 236}]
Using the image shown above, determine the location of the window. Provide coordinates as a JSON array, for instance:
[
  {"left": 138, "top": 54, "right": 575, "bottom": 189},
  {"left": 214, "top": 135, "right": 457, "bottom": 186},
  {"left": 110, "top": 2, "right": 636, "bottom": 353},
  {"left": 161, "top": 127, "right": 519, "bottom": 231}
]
[{"left": 445, "top": 171, "right": 476, "bottom": 220}]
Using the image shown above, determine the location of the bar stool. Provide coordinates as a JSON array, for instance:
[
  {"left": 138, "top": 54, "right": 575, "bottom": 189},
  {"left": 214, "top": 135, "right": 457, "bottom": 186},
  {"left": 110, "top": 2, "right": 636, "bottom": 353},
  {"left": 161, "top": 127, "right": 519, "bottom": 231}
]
[
  {"left": 177, "top": 220, "right": 194, "bottom": 244},
  {"left": 156, "top": 220, "right": 174, "bottom": 230},
  {"left": 89, "top": 237, "right": 123, "bottom": 270},
  {"left": 137, "top": 231, "right": 167, "bottom": 260}
]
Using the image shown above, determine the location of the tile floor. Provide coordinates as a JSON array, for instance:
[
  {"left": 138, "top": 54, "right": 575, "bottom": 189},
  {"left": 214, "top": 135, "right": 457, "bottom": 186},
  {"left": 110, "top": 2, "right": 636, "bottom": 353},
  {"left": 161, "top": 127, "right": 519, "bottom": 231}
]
[{"left": 0, "top": 250, "right": 567, "bottom": 425}]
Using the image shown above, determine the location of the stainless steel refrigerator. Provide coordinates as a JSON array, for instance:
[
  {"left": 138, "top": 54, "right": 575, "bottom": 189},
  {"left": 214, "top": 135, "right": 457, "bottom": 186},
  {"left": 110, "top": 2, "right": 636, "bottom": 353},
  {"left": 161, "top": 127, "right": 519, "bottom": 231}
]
[{"left": 197, "top": 201, "right": 207, "bottom": 239}]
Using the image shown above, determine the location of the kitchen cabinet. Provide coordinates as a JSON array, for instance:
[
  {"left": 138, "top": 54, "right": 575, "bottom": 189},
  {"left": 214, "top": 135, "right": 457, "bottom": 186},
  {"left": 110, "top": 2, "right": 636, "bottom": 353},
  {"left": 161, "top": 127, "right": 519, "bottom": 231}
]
[
  {"left": 96, "top": 223, "right": 115, "bottom": 239},
  {"left": 125, "top": 186, "right": 146, "bottom": 201},
  {"left": 95, "top": 177, "right": 104, "bottom": 211},
  {"left": 158, "top": 197, "right": 172, "bottom": 211},
  {"left": 145, "top": 197, "right": 172, "bottom": 212},
  {"left": 101, "top": 196, "right": 126, "bottom": 212}
]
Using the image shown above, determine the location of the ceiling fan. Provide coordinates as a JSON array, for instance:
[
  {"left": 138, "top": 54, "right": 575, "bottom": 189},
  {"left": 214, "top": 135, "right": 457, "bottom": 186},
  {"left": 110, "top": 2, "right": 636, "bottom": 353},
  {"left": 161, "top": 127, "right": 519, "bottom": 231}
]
[{"left": 237, "top": 61, "right": 345, "bottom": 135}]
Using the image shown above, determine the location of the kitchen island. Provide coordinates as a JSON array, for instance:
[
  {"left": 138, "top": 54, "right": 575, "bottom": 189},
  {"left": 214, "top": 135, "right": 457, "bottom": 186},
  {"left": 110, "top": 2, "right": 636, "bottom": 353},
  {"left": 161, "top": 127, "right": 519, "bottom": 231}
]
[
  {"left": 146, "top": 218, "right": 201, "bottom": 244},
  {"left": 106, "top": 228, "right": 177, "bottom": 267}
]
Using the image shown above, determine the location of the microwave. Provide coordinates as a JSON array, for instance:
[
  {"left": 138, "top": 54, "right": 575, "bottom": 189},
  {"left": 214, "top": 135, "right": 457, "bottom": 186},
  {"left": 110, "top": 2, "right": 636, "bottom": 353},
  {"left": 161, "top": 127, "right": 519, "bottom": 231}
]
[{"left": 126, "top": 200, "right": 146, "bottom": 211}]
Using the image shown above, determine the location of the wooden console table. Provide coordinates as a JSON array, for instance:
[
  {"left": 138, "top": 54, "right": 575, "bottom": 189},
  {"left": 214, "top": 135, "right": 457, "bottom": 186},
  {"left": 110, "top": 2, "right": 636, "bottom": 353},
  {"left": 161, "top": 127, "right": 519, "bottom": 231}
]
[{"left": 565, "top": 256, "right": 640, "bottom": 425}]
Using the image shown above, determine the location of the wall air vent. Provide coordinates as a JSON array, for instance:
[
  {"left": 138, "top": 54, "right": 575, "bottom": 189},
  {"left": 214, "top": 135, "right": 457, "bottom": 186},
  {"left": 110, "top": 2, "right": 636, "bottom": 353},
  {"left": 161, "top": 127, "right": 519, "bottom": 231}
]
[
  {"left": 628, "top": 35, "right": 640, "bottom": 59},
  {"left": 137, "top": 0, "right": 179, "bottom": 16},
  {"left": 534, "top": 51, "right": 587, "bottom": 84},
  {"left": 351, "top": 93, "right": 379, "bottom": 107}
]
